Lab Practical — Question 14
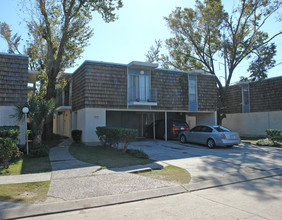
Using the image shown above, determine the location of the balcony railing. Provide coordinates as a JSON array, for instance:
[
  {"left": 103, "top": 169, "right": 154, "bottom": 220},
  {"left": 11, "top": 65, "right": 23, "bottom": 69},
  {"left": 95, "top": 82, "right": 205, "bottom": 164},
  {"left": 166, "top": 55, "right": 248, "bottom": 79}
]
[{"left": 128, "top": 87, "right": 157, "bottom": 106}]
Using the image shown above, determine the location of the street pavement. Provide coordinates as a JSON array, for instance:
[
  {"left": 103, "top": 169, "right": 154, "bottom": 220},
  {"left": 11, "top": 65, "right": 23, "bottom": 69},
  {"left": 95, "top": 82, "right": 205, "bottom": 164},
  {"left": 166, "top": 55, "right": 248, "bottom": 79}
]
[{"left": 0, "top": 139, "right": 282, "bottom": 219}]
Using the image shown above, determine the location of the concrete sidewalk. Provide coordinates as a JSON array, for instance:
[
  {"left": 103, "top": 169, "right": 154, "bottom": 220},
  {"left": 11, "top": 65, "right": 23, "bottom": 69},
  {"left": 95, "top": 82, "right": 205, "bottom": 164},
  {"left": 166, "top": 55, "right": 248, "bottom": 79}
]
[
  {"left": 1, "top": 140, "right": 282, "bottom": 219},
  {"left": 0, "top": 172, "right": 51, "bottom": 184}
]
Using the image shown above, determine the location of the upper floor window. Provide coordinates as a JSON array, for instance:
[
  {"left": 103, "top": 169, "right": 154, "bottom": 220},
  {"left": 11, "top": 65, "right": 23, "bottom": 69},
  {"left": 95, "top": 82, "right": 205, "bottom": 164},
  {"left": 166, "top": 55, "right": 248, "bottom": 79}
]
[
  {"left": 242, "top": 85, "right": 250, "bottom": 113},
  {"left": 128, "top": 68, "right": 153, "bottom": 102},
  {"left": 189, "top": 75, "right": 197, "bottom": 111}
]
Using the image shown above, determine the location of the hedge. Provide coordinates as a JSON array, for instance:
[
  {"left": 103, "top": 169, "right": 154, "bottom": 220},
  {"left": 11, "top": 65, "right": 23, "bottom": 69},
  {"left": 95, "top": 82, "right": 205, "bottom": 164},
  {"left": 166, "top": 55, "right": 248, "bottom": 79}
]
[
  {"left": 265, "top": 129, "right": 281, "bottom": 140},
  {"left": 0, "top": 126, "right": 19, "bottom": 140},
  {"left": 0, "top": 126, "right": 21, "bottom": 169},
  {"left": 96, "top": 127, "right": 138, "bottom": 152}
]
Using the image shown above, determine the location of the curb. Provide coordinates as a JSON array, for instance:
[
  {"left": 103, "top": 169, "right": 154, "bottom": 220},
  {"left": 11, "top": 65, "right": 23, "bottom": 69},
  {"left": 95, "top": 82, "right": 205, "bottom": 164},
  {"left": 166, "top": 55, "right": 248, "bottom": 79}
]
[
  {"left": 1, "top": 169, "right": 281, "bottom": 219},
  {"left": 1, "top": 185, "right": 187, "bottom": 219},
  {"left": 184, "top": 168, "right": 282, "bottom": 192}
]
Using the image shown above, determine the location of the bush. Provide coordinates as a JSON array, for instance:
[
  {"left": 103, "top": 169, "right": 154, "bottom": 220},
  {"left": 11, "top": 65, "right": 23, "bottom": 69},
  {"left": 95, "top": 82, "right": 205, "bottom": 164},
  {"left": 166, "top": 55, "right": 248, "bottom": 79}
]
[
  {"left": 29, "top": 144, "right": 49, "bottom": 157},
  {"left": 96, "top": 127, "right": 138, "bottom": 152},
  {"left": 257, "top": 138, "right": 274, "bottom": 146},
  {"left": 0, "top": 137, "right": 22, "bottom": 169},
  {"left": 72, "top": 130, "right": 82, "bottom": 143},
  {"left": 0, "top": 126, "right": 19, "bottom": 140},
  {"left": 265, "top": 129, "right": 281, "bottom": 141}
]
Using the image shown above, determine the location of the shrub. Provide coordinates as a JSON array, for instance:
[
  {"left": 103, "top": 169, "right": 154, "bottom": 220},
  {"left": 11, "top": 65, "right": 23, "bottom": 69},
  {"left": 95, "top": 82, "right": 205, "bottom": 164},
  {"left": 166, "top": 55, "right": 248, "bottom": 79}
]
[
  {"left": 256, "top": 138, "right": 274, "bottom": 146},
  {"left": 0, "top": 137, "right": 22, "bottom": 169},
  {"left": 72, "top": 130, "right": 82, "bottom": 143},
  {"left": 265, "top": 129, "right": 281, "bottom": 141},
  {"left": 29, "top": 144, "right": 49, "bottom": 157},
  {"left": 96, "top": 127, "right": 138, "bottom": 152},
  {"left": 119, "top": 128, "right": 138, "bottom": 152},
  {"left": 0, "top": 126, "right": 19, "bottom": 140}
]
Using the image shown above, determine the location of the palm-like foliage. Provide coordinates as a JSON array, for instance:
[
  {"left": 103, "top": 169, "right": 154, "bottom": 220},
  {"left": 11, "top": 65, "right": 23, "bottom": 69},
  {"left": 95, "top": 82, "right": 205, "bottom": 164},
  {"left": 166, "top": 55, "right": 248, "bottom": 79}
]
[{"left": 14, "top": 97, "right": 55, "bottom": 146}]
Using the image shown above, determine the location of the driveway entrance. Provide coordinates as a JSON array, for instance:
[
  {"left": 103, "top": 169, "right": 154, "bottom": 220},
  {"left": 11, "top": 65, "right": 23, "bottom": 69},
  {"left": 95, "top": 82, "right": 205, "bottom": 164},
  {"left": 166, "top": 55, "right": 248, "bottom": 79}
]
[{"left": 128, "top": 140, "right": 282, "bottom": 184}]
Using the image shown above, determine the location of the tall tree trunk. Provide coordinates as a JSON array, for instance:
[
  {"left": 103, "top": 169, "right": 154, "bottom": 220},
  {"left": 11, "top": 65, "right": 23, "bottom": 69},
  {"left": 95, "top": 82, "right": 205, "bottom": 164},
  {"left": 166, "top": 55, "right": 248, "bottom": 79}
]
[{"left": 44, "top": 70, "right": 57, "bottom": 140}]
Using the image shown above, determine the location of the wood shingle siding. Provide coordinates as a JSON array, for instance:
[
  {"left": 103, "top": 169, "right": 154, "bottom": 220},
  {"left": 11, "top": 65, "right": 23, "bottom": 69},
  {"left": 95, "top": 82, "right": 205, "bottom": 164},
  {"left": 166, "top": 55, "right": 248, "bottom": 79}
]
[
  {"left": 250, "top": 77, "right": 282, "bottom": 112},
  {"left": 0, "top": 53, "right": 28, "bottom": 106},
  {"left": 197, "top": 74, "right": 217, "bottom": 112},
  {"left": 152, "top": 69, "right": 188, "bottom": 111},
  {"left": 72, "top": 61, "right": 218, "bottom": 112},
  {"left": 72, "top": 61, "right": 127, "bottom": 111},
  {"left": 222, "top": 76, "right": 282, "bottom": 113}
]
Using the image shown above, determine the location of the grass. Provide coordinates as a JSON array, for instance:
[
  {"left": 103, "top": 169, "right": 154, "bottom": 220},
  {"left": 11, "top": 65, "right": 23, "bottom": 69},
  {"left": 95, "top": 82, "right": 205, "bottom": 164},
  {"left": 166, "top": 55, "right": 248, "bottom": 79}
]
[
  {"left": 0, "top": 181, "right": 50, "bottom": 204},
  {"left": 69, "top": 143, "right": 155, "bottom": 168},
  {"left": 137, "top": 165, "right": 191, "bottom": 185},
  {"left": 0, "top": 156, "right": 52, "bottom": 176},
  {"left": 0, "top": 135, "right": 62, "bottom": 176}
]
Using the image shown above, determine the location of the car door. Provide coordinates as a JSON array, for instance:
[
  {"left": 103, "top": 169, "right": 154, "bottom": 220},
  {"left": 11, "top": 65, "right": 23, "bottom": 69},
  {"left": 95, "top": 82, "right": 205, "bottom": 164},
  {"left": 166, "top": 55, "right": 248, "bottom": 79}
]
[
  {"left": 188, "top": 126, "right": 202, "bottom": 143},
  {"left": 198, "top": 126, "right": 213, "bottom": 144}
]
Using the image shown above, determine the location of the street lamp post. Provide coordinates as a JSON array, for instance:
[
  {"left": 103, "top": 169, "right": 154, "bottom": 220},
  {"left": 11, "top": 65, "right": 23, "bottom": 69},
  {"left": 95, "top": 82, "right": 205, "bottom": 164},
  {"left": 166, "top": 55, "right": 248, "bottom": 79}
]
[{"left": 22, "top": 107, "right": 29, "bottom": 155}]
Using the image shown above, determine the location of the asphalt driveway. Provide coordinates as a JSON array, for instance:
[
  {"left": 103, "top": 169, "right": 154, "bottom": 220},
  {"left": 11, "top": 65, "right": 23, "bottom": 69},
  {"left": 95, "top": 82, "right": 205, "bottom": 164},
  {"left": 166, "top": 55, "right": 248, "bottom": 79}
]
[{"left": 128, "top": 140, "right": 282, "bottom": 183}]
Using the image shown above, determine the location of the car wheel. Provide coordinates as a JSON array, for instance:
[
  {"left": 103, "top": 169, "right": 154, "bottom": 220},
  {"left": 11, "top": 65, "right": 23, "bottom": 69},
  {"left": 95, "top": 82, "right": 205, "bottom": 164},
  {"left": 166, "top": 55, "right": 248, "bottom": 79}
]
[
  {"left": 180, "top": 135, "right": 186, "bottom": 143},
  {"left": 207, "top": 139, "right": 216, "bottom": 148}
]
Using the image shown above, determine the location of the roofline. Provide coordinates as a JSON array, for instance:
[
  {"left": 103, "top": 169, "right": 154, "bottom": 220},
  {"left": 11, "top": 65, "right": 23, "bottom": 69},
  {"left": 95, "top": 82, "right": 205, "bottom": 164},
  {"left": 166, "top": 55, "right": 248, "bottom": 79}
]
[
  {"left": 0, "top": 52, "right": 29, "bottom": 58},
  {"left": 75, "top": 60, "right": 215, "bottom": 76}
]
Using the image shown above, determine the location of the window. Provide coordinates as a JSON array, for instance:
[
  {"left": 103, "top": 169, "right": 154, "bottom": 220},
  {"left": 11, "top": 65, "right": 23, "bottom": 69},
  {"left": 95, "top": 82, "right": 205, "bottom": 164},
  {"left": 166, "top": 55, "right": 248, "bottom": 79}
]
[
  {"left": 128, "top": 68, "right": 151, "bottom": 102},
  {"left": 242, "top": 85, "right": 250, "bottom": 113},
  {"left": 189, "top": 75, "right": 197, "bottom": 111},
  {"left": 213, "top": 126, "right": 231, "bottom": 132}
]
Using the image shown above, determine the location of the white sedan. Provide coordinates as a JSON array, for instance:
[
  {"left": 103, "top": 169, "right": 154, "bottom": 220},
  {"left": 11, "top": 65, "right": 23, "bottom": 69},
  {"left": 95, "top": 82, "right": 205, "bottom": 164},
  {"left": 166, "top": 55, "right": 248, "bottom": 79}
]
[{"left": 179, "top": 125, "right": 241, "bottom": 148}]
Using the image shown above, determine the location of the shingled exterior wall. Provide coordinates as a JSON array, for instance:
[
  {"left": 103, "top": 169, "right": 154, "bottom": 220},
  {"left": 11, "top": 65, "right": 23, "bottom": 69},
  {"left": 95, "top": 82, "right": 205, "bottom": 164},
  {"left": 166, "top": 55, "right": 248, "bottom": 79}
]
[
  {"left": 222, "top": 85, "right": 242, "bottom": 114},
  {"left": 197, "top": 74, "right": 217, "bottom": 112},
  {"left": 0, "top": 53, "right": 28, "bottom": 106},
  {"left": 151, "top": 69, "right": 188, "bottom": 111},
  {"left": 249, "top": 77, "right": 282, "bottom": 112},
  {"left": 223, "top": 76, "right": 282, "bottom": 114},
  {"left": 72, "top": 62, "right": 218, "bottom": 112},
  {"left": 72, "top": 61, "right": 127, "bottom": 111}
]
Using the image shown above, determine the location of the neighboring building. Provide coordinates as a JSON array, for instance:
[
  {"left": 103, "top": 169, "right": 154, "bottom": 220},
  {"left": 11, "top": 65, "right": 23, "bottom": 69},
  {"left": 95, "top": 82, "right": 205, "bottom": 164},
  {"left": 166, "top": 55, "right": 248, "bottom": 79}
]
[
  {"left": 222, "top": 76, "right": 282, "bottom": 136},
  {"left": 54, "top": 60, "right": 218, "bottom": 143},
  {"left": 0, "top": 53, "right": 28, "bottom": 144}
]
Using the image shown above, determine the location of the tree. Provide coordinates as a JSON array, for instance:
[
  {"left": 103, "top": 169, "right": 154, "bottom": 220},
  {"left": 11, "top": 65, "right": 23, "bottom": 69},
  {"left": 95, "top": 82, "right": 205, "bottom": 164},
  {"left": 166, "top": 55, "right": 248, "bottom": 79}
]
[
  {"left": 160, "top": 0, "right": 281, "bottom": 124},
  {"left": 14, "top": 97, "right": 55, "bottom": 146},
  {"left": 25, "top": 0, "right": 123, "bottom": 100},
  {"left": 0, "top": 22, "right": 22, "bottom": 54},
  {"left": 145, "top": 39, "right": 162, "bottom": 63},
  {"left": 1, "top": 0, "right": 123, "bottom": 139}
]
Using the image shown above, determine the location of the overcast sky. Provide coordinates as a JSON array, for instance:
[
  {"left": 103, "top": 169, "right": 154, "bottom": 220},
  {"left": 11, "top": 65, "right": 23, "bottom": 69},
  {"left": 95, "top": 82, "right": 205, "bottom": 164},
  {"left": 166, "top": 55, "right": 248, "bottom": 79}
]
[{"left": 0, "top": 0, "right": 281, "bottom": 83}]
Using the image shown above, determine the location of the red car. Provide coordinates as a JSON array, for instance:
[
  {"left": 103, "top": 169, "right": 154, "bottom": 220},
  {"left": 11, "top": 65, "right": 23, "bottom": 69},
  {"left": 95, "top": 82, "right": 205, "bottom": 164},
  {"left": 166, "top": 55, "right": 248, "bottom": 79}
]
[{"left": 145, "top": 120, "right": 190, "bottom": 139}]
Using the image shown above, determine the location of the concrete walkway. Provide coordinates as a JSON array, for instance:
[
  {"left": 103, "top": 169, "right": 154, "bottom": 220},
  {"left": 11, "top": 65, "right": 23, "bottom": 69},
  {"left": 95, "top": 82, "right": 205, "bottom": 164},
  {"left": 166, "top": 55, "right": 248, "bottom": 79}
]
[
  {"left": 46, "top": 140, "right": 174, "bottom": 203},
  {"left": 1, "top": 140, "right": 282, "bottom": 219}
]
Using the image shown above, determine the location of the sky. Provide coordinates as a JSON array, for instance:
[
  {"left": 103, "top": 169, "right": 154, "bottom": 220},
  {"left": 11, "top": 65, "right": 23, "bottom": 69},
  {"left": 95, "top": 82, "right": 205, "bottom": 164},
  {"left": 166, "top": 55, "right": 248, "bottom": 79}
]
[{"left": 0, "top": 0, "right": 281, "bottom": 84}]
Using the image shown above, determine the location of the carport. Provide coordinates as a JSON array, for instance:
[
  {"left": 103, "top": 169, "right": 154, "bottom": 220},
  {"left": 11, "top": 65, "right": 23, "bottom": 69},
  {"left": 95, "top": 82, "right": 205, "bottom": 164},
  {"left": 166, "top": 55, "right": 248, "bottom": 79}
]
[{"left": 106, "top": 110, "right": 216, "bottom": 141}]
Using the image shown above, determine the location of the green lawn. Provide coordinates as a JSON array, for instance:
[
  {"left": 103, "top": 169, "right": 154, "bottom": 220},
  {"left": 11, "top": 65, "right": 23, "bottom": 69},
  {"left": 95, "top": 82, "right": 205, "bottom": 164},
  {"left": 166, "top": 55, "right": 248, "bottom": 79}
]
[
  {"left": 0, "top": 181, "right": 50, "bottom": 204},
  {"left": 0, "top": 156, "right": 52, "bottom": 176},
  {"left": 69, "top": 143, "right": 155, "bottom": 168},
  {"left": 138, "top": 165, "right": 191, "bottom": 185},
  {"left": 0, "top": 136, "right": 61, "bottom": 176}
]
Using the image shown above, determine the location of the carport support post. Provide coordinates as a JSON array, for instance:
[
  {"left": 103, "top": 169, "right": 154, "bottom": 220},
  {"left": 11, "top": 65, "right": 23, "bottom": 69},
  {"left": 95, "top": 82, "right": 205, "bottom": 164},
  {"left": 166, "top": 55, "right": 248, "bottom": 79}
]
[
  {"left": 165, "top": 111, "right": 167, "bottom": 141},
  {"left": 153, "top": 113, "right": 156, "bottom": 140}
]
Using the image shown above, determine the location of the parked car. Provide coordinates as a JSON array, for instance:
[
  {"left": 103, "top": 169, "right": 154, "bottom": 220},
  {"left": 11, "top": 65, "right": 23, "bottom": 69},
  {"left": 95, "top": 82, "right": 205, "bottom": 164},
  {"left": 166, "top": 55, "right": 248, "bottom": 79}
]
[
  {"left": 145, "top": 119, "right": 190, "bottom": 139},
  {"left": 179, "top": 125, "right": 241, "bottom": 148}
]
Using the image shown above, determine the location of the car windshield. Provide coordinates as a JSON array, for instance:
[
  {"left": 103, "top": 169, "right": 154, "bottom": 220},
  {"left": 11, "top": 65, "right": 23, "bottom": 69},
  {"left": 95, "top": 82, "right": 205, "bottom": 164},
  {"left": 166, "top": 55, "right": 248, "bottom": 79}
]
[{"left": 213, "top": 126, "right": 231, "bottom": 132}]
